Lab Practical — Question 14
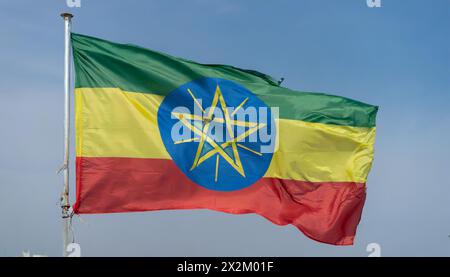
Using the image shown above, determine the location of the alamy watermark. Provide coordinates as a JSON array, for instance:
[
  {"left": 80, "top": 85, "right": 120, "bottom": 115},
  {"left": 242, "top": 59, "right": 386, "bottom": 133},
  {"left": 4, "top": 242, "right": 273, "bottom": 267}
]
[
  {"left": 366, "top": 0, "right": 382, "bottom": 8},
  {"left": 66, "top": 0, "right": 81, "bottom": 8},
  {"left": 68, "top": 1, "right": 381, "bottom": 10},
  {"left": 366, "top": 242, "right": 382, "bottom": 257},
  {"left": 170, "top": 102, "right": 279, "bottom": 154},
  {"left": 66, "top": 243, "right": 81, "bottom": 257}
]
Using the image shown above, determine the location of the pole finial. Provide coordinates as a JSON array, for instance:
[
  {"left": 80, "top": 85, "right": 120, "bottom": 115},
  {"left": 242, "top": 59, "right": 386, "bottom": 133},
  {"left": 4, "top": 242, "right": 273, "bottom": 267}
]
[{"left": 60, "top": 12, "right": 74, "bottom": 20}]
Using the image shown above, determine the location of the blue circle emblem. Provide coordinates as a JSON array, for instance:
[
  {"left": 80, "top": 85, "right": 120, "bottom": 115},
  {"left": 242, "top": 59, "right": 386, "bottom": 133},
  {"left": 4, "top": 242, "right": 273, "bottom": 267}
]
[{"left": 157, "top": 78, "right": 275, "bottom": 191}]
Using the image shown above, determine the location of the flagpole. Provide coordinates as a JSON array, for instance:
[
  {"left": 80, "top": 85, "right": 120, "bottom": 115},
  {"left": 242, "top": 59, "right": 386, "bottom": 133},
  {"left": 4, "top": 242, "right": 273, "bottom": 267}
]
[{"left": 61, "top": 12, "right": 73, "bottom": 257}]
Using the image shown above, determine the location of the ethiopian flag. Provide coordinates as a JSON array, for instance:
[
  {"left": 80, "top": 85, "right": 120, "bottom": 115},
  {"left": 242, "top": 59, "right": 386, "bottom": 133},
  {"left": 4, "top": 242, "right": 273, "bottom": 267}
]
[{"left": 71, "top": 33, "right": 378, "bottom": 245}]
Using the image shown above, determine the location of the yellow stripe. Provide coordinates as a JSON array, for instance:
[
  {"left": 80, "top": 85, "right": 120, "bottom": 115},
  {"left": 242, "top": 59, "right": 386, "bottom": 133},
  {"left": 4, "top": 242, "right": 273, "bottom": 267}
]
[
  {"left": 264, "top": 119, "right": 375, "bottom": 183},
  {"left": 76, "top": 88, "right": 375, "bottom": 183},
  {"left": 75, "top": 88, "right": 169, "bottom": 159}
]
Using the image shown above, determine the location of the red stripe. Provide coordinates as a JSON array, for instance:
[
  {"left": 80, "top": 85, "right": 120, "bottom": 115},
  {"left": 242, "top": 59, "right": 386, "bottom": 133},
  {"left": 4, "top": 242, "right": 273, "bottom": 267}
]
[{"left": 74, "top": 157, "right": 366, "bottom": 245}]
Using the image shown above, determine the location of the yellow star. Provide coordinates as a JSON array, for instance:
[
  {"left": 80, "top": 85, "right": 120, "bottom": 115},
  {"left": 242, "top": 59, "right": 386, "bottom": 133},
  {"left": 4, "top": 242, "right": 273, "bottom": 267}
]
[{"left": 172, "top": 85, "right": 266, "bottom": 182}]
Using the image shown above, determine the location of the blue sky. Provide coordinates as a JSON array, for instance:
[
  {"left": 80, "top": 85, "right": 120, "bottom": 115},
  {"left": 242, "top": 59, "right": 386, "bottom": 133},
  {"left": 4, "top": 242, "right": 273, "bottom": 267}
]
[{"left": 0, "top": 0, "right": 449, "bottom": 256}]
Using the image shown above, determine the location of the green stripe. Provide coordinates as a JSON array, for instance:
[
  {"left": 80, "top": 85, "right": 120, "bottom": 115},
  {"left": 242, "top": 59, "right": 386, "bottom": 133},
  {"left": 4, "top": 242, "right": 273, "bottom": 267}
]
[{"left": 72, "top": 33, "right": 378, "bottom": 127}]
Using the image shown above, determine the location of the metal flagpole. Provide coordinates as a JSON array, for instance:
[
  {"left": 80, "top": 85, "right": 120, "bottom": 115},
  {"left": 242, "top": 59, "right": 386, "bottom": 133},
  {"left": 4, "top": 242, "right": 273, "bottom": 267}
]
[{"left": 60, "top": 12, "right": 73, "bottom": 257}]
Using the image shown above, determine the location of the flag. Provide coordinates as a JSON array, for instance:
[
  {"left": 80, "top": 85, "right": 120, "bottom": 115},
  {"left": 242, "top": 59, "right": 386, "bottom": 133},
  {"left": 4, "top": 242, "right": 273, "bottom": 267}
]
[{"left": 71, "top": 33, "right": 378, "bottom": 245}]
